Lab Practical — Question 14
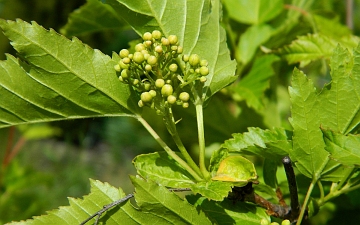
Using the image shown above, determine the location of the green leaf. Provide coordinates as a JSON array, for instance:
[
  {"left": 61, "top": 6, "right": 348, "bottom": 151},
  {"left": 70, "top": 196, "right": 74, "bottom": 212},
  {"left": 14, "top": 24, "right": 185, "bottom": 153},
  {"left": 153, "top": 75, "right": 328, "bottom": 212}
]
[
  {"left": 6, "top": 179, "right": 143, "bottom": 225},
  {"left": 131, "top": 176, "right": 213, "bottom": 225},
  {"left": 322, "top": 129, "right": 360, "bottom": 166},
  {"left": 191, "top": 180, "right": 234, "bottom": 201},
  {"left": 61, "top": 0, "right": 126, "bottom": 36},
  {"left": 289, "top": 68, "right": 329, "bottom": 179},
  {"left": 212, "top": 156, "right": 257, "bottom": 186},
  {"left": 236, "top": 24, "right": 274, "bottom": 65},
  {"left": 0, "top": 19, "right": 140, "bottom": 128},
  {"left": 187, "top": 195, "right": 270, "bottom": 225},
  {"left": 133, "top": 152, "right": 195, "bottom": 188},
  {"left": 106, "top": 0, "right": 237, "bottom": 100},
  {"left": 234, "top": 55, "right": 280, "bottom": 110},
  {"left": 289, "top": 44, "right": 360, "bottom": 181},
  {"left": 263, "top": 159, "right": 278, "bottom": 188},
  {"left": 222, "top": 0, "right": 283, "bottom": 24},
  {"left": 222, "top": 127, "right": 291, "bottom": 160},
  {"left": 318, "top": 45, "right": 360, "bottom": 134},
  {"left": 277, "top": 34, "right": 338, "bottom": 67}
]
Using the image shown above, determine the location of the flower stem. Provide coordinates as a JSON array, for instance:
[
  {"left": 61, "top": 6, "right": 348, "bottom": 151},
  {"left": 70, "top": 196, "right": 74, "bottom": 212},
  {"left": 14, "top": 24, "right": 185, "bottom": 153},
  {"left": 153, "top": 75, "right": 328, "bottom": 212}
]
[
  {"left": 137, "top": 116, "right": 203, "bottom": 182},
  {"left": 296, "top": 179, "right": 316, "bottom": 225},
  {"left": 195, "top": 102, "right": 211, "bottom": 179},
  {"left": 162, "top": 107, "right": 203, "bottom": 178}
]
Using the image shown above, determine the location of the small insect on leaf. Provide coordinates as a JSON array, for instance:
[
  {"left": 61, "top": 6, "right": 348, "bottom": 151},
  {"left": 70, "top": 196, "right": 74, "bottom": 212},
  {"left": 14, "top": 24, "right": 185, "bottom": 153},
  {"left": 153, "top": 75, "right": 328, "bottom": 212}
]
[{"left": 212, "top": 155, "right": 257, "bottom": 187}]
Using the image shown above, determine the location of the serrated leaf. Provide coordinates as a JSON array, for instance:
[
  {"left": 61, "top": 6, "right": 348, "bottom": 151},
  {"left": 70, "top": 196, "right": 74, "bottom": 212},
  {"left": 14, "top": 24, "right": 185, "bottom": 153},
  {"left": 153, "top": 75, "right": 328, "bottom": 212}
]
[
  {"left": 0, "top": 19, "right": 140, "bottom": 128},
  {"left": 191, "top": 180, "right": 234, "bottom": 201},
  {"left": 289, "top": 44, "right": 360, "bottom": 180},
  {"left": 289, "top": 68, "right": 329, "bottom": 179},
  {"left": 222, "top": 0, "right": 283, "bottom": 24},
  {"left": 277, "top": 34, "right": 338, "bottom": 67},
  {"left": 234, "top": 55, "right": 280, "bottom": 110},
  {"left": 106, "top": 0, "right": 237, "bottom": 100},
  {"left": 61, "top": 0, "right": 126, "bottom": 36},
  {"left": 6, "top": 179, "right": 146, "bottom": 225},
  {"left": 222, "top": 127, "right": 291, "bottom": 160},
  {"left": 318, "top": 45, "right": 360, "bottom": 134},
  {"left": 133, "top": 152, "right": 195, "bottom": 188},
  {"left": 131, "top": 176, "right": 213, "bottom": 225},
  {"left": 187, "top": 195, "right": 270, "bottom": 225},
  {"left": 322, "top": 129, "right": 360, "bottom": 166}
]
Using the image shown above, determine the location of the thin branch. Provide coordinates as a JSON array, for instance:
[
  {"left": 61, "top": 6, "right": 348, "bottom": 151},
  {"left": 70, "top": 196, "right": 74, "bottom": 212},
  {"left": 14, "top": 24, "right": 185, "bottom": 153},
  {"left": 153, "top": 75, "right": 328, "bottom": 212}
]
[
  {"left": 80, "top": 188, "right": 191, "bottom": 225},
  {"left": 282, "top": 156, "right": 300, "bottom": 221}
]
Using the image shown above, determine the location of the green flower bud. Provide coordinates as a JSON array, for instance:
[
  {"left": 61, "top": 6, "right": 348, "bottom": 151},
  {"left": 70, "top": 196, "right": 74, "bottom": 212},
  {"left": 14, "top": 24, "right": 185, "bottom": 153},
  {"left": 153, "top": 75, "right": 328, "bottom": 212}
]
[
  {"left": 141, "top": 92, "right": 153, "bottom": 103},
  {"left": 167, "top": 95, "right": 177, "bottom": 104},
  {"left": 161, "top": 37, "right": 170, "bottom": 46},
  {"left": 189, "top": 54, "right": 200, "bottom": 66},
  {"left": 144, "top": 40, "right": 152, "bottom": 47},
  {"left": 133, "top": 79, "right": 139, "bottom": 85},
  {"left": 119, "top": 60, "right": 129, "bottom": 69},
  {"left": 118, "top": 76, "right": 124, "bottom": 82},
  {"left": 177, "top": 46, "right": 183, "bottom": 54},
  {"left": 260, "top": 219, "right": 269, "bottom": 225},
  {"left": 281, "top": 220, "right": 291, "bottom": 225},
  {"left": 135, "top": 43, "right": 146, "bottom": 52},
  {"left": 155, "top": 79, "right": 165, "bottom": 88},
  {"left": 200, "top": 66, "right": 209, "bottom": 76},
  {"left": 199, "top": 76, "right": 207, "bottom": 83},
  {"left": 161, "top": 84, "right": 173, "bottom": 96},
  {"left": 155, "top": 45, "right": 163, "bottom": 54},
  {"left": 169, "top": 63, "right": 178, "bottom": 72},
  {"left": 171, "top": 45, "right": 178, "bottom": 51},
  {"left": 133, "top": 52, "right": 145, "bottom": 64},
  {"left": 138, "top": 100, "right": 144, "bottom": 107},
  {"left": 270, "top": 223, "right": 280, "bottom": 225},
  {"left": 145, "top": 64, "right": 152, "bottom": 71},
  {"left": 143, "top": 32, "right": 152, "bottom": 41},
  {"left": 168, "top": 35, "right": 178, "bottom": 45},
  {"left": 114, "top": 64, "right": 121, "bottom": 72},
  {"left": 195, "top": 68, "right": 200, "bottom": 74},
  {"left": 143, "top": 81, "right": 151, "bottom": 91},
  {"left": 144, "top": 53, "right": 150, "bottom": 60},
  {"left": 182, "top": 54, "right": 189, "bottom": 62},
  {"left": 200, "top": 59, "right": 208, "bottom": 66},
  {"left": 119, "top": 49, "right": 129, "bottom": 58},
  {"left": 179, "top": 92, "right": 190, "bottom": 102},
  {"left": 166, "top": 79, "right": 172, "bottom": 84},
  {"left": 152, "top": 30, "right": 162, "bottom": 39},
  {"left": 122, "top": 57, "right": 130, "bottom": 64},
  {"left": 121, "top": 69, "right": 130, "bottom": 79},
  {"left": 128, "top": 54, "right": 133, "bottom": 59},
  {"left": 182, "top": 102, "right": 189, "bottom": 108},
  {"left": 149, "top": 90, "right": 157, "bottom": 97},
  {"left": 147, "top": 55, "right": 158, "bottom": 65}
]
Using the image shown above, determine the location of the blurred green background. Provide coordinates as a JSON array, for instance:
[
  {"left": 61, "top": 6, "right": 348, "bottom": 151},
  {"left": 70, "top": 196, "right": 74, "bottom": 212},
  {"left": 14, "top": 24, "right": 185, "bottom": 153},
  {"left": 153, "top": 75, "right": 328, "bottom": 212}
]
[{"left": 1, "top": 0, "right": 360, "bottom": 224}]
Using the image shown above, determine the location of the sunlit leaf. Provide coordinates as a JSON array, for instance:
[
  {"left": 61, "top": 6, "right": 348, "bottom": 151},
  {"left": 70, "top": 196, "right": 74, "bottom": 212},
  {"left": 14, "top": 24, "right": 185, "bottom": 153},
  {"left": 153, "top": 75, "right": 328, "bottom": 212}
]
[
  {"left": 133, "top": 152, "right": 195, "bottom": 188},
  {"left": 322, "top": 129, "right": 360, "bottom": 166},
  {"left": 187, "top": 195, "right": 270, "bottom": 225},
  {"left": 0, "top": 19, "right": 140, "bottom": 128},
  {"left": 105, "top": 0, "right": 237, "bottom": 100},
  {"left": 131, "top": 176, "right": 213, "bottom": 225},
  {"left": 191, "top": 180, "right": 234, "bottom": 201}
]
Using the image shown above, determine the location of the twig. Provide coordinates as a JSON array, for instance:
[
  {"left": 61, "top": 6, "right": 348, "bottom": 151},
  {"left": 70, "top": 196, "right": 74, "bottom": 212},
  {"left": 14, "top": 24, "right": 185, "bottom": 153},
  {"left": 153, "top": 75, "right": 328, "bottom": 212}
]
[
  {"left": 282, "top": 156, "right": 300, "bottom": 221},
  {"left": 80, "top": 188, "right": 191, "bottom": 225}
]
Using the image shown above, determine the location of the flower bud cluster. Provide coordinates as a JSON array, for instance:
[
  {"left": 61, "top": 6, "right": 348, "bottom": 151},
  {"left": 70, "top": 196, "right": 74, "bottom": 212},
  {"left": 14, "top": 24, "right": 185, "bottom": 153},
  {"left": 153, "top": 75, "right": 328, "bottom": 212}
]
[
  {"left": 260, "top": 219, "right": 291, "bottom": 225},
  {"left": 114, "top": 30, "right": 210, "bottom": 112}
]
